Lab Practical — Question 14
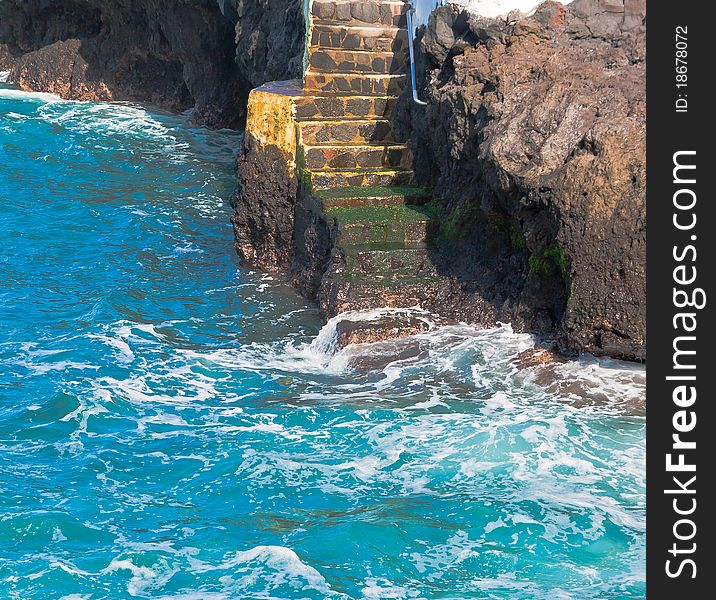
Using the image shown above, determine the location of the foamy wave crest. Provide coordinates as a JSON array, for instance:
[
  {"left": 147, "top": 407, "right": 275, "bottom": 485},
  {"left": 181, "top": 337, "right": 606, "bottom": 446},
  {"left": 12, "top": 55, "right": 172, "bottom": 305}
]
[
  {"left": 187, "top": 545, "right": 334, "bottom": 596},
  {"left": 38, "top": 102, "right": 187, "bottom": 151},
  {"left": 0, "top": 86, "right": 67, "bottom": 104},
  {"left": 175, "top": 308, "right": 644, "bottom": 412}
]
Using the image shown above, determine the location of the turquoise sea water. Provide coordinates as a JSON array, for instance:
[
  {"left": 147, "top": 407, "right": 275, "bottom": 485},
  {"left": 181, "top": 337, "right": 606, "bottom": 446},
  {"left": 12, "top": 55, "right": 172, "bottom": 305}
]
[{"left": 0, "top": 86, "right": 646, "bottom": 599}]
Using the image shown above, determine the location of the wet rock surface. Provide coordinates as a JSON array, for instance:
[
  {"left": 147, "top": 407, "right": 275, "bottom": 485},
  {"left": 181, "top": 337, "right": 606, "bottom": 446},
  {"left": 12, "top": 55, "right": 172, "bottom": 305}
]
[
  {"left": 395, "top": 0, "right": 646, "bottom": 361},
  {"left": 0, "top": 0, "right": 305, "bottom": 128},
  {"left": 335, "top": 314, "right": 431, "bottom": 348},
  {"left": 231, "top": 135, "right": 300, "bottom": 274}
]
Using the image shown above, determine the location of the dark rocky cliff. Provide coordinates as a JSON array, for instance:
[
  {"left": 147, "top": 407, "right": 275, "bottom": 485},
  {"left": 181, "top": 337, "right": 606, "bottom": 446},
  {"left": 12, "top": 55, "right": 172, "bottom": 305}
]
[
  {"left": 0, "top": 0, "right": 305, "bottom": 128},
  {"left": 394, "top": 0, "right": 646, "bottom": 361},
  {"left": 233, "top": 0, "right": 646, "bottom": 361},
  {"left": 1, "top": 0, "right": 646, "bottom": 361}
]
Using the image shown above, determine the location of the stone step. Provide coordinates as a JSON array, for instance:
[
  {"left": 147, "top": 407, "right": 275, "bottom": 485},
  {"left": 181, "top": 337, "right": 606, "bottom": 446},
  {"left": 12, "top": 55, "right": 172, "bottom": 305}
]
[
  {"left": 329, "top": 205, "right": 436, "bottom": 245},
  {"left": 294, "top": 94, "right": 399, "bottom": 121},
  {"left": 342, "top": 273, "right": 441, "bottom": 285},
  {"left": 308, "top": 49, "right": 408, "bottom": 75},
  {"left": 309, "top": 169, "right": 414, "bottom": 191},
  {"left": 323, "top": 276, "right": 441, "bottom": 316},
  {"left": 342, "top": 243, "right": 439, "bottom": 278},
  {"left": 311, "top": 23, "right": 408, "bottom": 53},
  {"left": 304, "top": 72, "right": 406, "bottom": 96},
  {"left": 303, "top": 144, "right": 412, "bottom": 171},
  {"left": 312, "top": 0, "right": 409, "bottom": 27},
  {"left": 319, "top": 186, "right": 431, "bottom": 209},
  {"left": 300, "top": 119, "right": 395, "bottom": 145},
  {"left": 332, "top": 313, "right": 431, "bottom": 347},
  {"left": 338, "top": 220, "right": 432, "bottom": 245}
]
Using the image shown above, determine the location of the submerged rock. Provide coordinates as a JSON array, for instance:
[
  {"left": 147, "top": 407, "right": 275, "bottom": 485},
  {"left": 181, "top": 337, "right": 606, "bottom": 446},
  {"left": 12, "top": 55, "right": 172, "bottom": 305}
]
[{"left": 516, "top": 347, "right": 567, "bottom": 369}]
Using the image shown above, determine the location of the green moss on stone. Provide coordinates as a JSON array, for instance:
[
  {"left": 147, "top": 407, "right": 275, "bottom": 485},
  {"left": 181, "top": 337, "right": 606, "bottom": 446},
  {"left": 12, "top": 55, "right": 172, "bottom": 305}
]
[
  {"left": 509, "top": 227, "right": 526, "bottom": 249},
  {"left": 296, "top": 146, "right": 313, "bottom": 192},
  {"left": 433, "top": 198, "right": 478, "bottom": 243},
  {"left": 529, "top": 244, "right": 568, "bottom": 278},
  {"left": 320, "top": 186, "right": 431, "bottom": 200},
  {"left": 327, "top": 204, "right": 435, "bottom": 224}
]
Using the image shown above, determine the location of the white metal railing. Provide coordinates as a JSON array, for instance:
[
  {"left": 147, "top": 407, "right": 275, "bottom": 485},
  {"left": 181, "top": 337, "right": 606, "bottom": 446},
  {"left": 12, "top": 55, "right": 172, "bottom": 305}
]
[
  {"left": 303, "top": 0, "right": 313, "bottom": 75},
  {"left": 406, "top": 3, "right": 427, "bottom": 106},
  {"left": 407, "top": 1, "right": 447, "bottom": 105}
]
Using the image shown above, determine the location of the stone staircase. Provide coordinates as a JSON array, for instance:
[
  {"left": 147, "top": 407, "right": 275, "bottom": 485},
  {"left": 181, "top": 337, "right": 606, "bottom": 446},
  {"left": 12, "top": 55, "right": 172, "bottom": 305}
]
[
  {"left": 241, "top": 0, "right": 440, "bottom": 317},
  {"left": 303, "top": 0, "right": 440, "bottom": 315},
  {"left": 300, "top": 0, "right": 413, "bottom": 192}
]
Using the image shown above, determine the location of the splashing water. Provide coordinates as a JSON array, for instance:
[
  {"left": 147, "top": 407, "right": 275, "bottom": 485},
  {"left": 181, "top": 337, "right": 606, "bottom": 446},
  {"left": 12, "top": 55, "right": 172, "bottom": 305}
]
[{"left": 0, "top": 86, "right": 645, "bottom": 598}]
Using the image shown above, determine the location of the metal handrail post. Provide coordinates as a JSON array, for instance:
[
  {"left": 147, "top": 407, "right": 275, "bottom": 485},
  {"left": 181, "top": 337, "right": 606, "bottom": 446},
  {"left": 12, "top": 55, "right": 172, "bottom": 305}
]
[{"left": 406, "top": 1, "right": 428, "bottom": 106}]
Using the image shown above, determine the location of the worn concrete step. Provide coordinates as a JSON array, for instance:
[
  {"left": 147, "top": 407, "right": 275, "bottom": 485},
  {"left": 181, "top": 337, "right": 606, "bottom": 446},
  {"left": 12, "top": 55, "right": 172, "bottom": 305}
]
[
  {"left": 342, "top": 273, "right": 441, "bottom": 284},
  {"left": 304, "top": 72, "right": 406, "bottom": 96},
  {"left": 330, "top": 205, "right": 436, "bottom": 245},
  {"left": 308, "top": 49, "right": 408, "bottom": 75},
  {"left": 320, "top": 186, "right": 431, "bottom": 209},
  {"left": 311, "top": 24, "right": 409, "bottom": 52},
  {"left": 300, "top": 119, "right": 395, "bottom": 145},
  {"left": 294, "top": 94, "right": 399, "bottom": 121},
  {"left": 312, "top": 0, "right": 409, "bottom": 27},
  {"left": 323, "top": 276, "right": 440, "bottom": 317},
  {"left": 342, "top": 244, "right": 439, "bottom": 278},
  {"left": 304, "top": 144, "right": 412, "bottom": 171},
  {"left": 337, "top": 220, "right": 432, "bottom": 245},
  {"left": 309, "top": 169, "right": 414, "bottom": 191}
]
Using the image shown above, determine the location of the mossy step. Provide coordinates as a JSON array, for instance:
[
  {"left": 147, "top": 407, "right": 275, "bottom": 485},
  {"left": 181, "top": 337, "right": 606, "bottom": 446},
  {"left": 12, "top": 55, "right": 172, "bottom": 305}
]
[
  {"left": 337, "top": 220, "right": 433, "bottom": 245},
  {"left": 327, "top": 204, "right": 434, "bottom": 223},
  {"left": 304, "top": 144, "right": 412, "bottom": 171},
  {"left": 341, "top": 241, "right": 429, "bottom": 253},
  {"left": 303, "top": 72, "right": 406, "bottom": 96},
  {"left": 311, "top": 24, "right": 408, "bottom": 53},
  {"left": 320, "top": 185, "right": 431, "bottom": 208},
  {"left": 308, "top": 49, "right": 409, "bottom": 75},
  {"left": 308, "top": 169, "right": 414, "bottom": 190},
  {"left": 300, "top": 119, "right": 395, "bottom": 145},
  {"left": 330, "top": 205, "right": 435, "bottom": 245},
  {"left": 341, "top": 244, "right": 439, "bottom": 278},
  {"left": 341, "top": 273, "right": 442, "bottom": 285}
]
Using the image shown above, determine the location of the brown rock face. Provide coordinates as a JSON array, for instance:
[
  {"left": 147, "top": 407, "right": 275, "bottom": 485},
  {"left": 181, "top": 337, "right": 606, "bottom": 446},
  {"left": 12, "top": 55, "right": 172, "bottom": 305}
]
[
  {"left": 395, "top": 0, "right": 646, "bottom": 361},
  {"left": 9, "top": 39, "right": 113, "bottom": 102},
  {"left": 0, "top": 0, "right": 305, "bottom": 129}
]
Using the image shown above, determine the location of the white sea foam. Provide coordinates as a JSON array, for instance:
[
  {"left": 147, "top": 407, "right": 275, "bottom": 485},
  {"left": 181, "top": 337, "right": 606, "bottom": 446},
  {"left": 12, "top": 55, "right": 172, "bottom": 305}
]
[
  {"left": 360, "top": 578, "right": 411, "bottom": 599},
  {"left": 0, "top": 87, "right": 66, "bottom": 104},
  {"left": 19, "top": 308, "right": 643, "bottom": 596},
  {"left": 187, "top": 545, "right": 333, "bottom": 596},
  {"left": 103, "top": 558, "right": 175, "bottom": 597}
]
